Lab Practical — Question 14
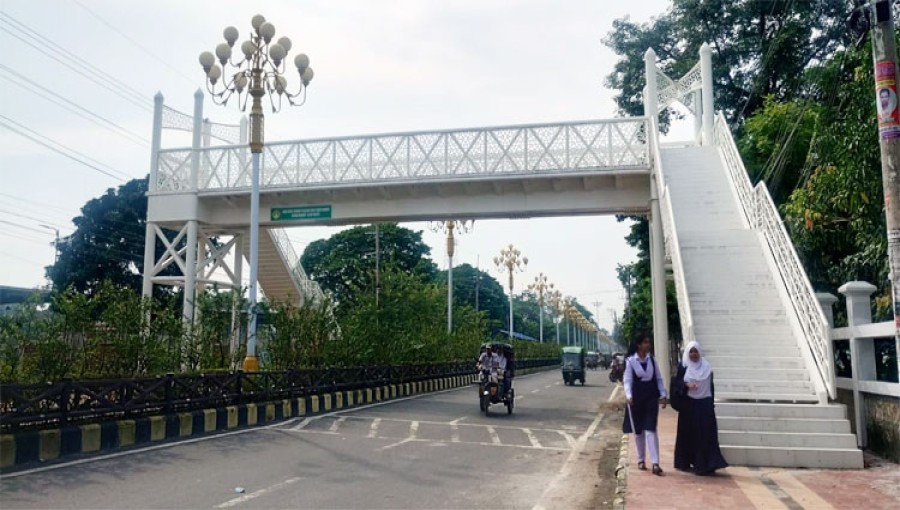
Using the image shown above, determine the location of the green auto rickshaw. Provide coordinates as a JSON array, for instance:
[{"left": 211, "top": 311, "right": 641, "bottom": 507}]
[{"left": 561, "top": 346, "right": 586, "bottom": 386}]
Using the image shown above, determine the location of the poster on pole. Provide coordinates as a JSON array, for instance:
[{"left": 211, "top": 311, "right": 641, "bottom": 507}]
[{"left": 876, "top": 61, "right": 900, "bottom": 140}]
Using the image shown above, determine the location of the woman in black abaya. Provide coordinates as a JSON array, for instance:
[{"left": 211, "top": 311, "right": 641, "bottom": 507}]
[{"left": 673, "top": 340, "right": 728, "bottom": 475}]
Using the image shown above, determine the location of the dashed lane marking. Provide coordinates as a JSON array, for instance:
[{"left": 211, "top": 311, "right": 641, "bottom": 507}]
[
  {"left": 487, "top": 426, "right": 502, "bottom": 445},
  {"left": 556, "top": 431, "right": 577, "bottom": 448},
  {"left": 523, "top": 428, "right": 542, "bottom": 448},
  {"left": 367, "top": 418, "right": 381, "bottom": 438},
  {"left": 328, "top": 417, "right": 345, "bottom": 433}
]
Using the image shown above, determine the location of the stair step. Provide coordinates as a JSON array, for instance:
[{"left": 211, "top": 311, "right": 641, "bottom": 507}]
[
  {"left": 716, "top": 380, "right": 814, "bottom": 394},
  {"left": 718, "top": 417, "right": 849, "bottom": 433},
  {"left": 704, "top": 346, "right": 800, "bottom": 357},
  {"left": 715, "top": 402, "right": 848, "bottom": 419},
  {"left": 712, "top": 368, "right": 810, "bottom": 381},
  {"left": 720, "top": 445, "right": 863, "bottom": 469},
  {"left": 719, "top": 430, "right": 858, "bottom": 449},
  {"left": 717, "top": 391, "right": 820, "bottom": 403},
  {"left": 707, "top": 356, "right": 805, "bottom": 369}
]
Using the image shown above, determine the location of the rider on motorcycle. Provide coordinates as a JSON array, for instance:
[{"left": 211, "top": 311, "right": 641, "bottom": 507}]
[{"left": 492, "top": 345, "right": 511, "bottom": 397}]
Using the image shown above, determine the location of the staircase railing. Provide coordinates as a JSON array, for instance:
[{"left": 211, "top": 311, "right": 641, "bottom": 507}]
[
  {"left": 649, "top": 119, "right": 695, "bottom": 346},
  {"left": 713, "top": 113, "right": 835, "bottom": 399},
  {"left": 268, "top": 228, "right": 326, "bottom": 305}
]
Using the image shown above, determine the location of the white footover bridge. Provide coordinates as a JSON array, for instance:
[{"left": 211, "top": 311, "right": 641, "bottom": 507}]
[{"left": 141, "top": 43, "right": 862, "bottom": 469}]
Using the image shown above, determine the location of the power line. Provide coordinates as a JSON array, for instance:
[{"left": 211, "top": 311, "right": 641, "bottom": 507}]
[
  {"left": 0, "top": 219, "right": 53, "bottom": 235},
  {"left": 0, "top": 64, "right": 148, "bottom": 146},
  {"left": 0, "top": 114, "right": 129, "bottom": 182},
  {"left": 0, "top": 209, "right": 67, "bottom": 230},
  {"left": 72, "top": 0, "right": 197, "bottom": 87},
  {"left": 0, "top": 11, "right": 151, "bottom": 112}
]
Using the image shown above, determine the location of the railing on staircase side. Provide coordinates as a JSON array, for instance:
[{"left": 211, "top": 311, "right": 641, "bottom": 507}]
[
  {"left": 269, "top": 228, "right": 326, "bottom": 305},
  {"left": 713, "top": 113, "right": 835, "bottom": 399},
  {"left": 649, "top": 119, "right": 695, "bottom": 346}
]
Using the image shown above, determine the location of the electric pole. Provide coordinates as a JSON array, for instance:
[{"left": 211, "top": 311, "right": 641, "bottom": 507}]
[{"left": 860, "top": 0, "right": 900, "bottom": 333}]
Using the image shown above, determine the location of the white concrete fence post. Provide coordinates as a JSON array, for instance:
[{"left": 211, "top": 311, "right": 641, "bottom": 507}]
[{"left": 838, "top": 281, "right": 878, "bottom": 448}]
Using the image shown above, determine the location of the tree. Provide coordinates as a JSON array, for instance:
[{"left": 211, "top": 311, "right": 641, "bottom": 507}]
[
  {"left": 603, "top": 1, "right": 852, "bottom": 127},
  {"left": 300, "top": 223, "right": 438, "bottom": 310},
  {"left": 437, "top": 263, "right": 508, "bottom": 329},
  {"left": 47, "top": 178, "right": 154, "bottom": 295}
]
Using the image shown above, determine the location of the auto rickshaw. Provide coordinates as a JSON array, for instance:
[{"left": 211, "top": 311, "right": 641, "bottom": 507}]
[
  {"left": 586, "top": 351, "right": 600, "bottom": 370},
  {"left": 477, "top": 342, "right": 515, "bottom": 415},
  {"left": 561, "top": 346, "right": 586, "bottom": 386}
]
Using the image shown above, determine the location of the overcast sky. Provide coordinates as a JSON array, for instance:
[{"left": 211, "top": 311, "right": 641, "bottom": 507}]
[{"left": 0, "top": 0, "right": 693, "bottom": 331}]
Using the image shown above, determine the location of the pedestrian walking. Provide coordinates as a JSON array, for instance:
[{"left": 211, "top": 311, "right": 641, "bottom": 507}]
[
  {"left": 673, "top": 340, "right": 728, "bottom": 475},
  {"left": 623, "top": 333, "right": 668, "bottom": 476}
]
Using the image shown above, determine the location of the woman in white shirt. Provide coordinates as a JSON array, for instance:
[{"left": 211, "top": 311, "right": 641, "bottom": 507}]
[
  {"left": 673, "top": 340, "right": 728, "bottom": 475},
  {"left": 623, "top": 333, "right": 668, "bottom": 476}
]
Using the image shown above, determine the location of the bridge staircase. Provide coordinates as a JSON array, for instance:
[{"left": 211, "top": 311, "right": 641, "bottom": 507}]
[
  {"left": 245, "top": 228, "right": 324, "bottom": 306},
  {"left": 656, "top": 117, "right": 863, "bottom": 469}
]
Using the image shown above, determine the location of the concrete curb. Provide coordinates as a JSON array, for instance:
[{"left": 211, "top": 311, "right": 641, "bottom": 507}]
[
  {"left": 1, "top": 364, "right": 558, "bottom": 472},
  {"left": 613, "top": 434, "right": 630, "bottom": 510}
]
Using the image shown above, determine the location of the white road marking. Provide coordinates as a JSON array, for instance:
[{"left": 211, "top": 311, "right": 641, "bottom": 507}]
[
  {"left": 530, "top": 389, "right": 540, "bottom": 393},
  {"left": 487, "top": 426, "right": 501, "bottom": 445},
  {"left": 409, "top": 420, "right": 419, "bottom": 439},
  {"left": 328, "top": 417, "right": 345, "bottom": 433},
  {"left": 523, "top": 428, "right": 542, "bottom": 448},
  {"left": 448, "top": 416, "right": 467, "bottom": 425},
  {"left": 379, "top": 437, "right": 414, "bottom": 451},
  {"left": 608, "top": 384, "right": 621, "bottom": 402},
  {"left": 291, "top": 418, "right": 312, "bottom": 430},
  {"left": 532, "top": 412, "right": 606, "bottom": 510},
  {"left": 544, "top": 385, "right": 551, "bottom": 389},
  {"left": 450, "top": 423, "right": 461, "bottom": 443},
  {"left": 346, "top": 415, "right": 582, "bottom": 435},
  {"left": 557, "top": 431, "right": 577, "bottom": 448},
  {"left": 215, "top": 477, "right": 303, "bottom": 508},
  {"left": 367, "top": 418, "right": 381, "bottom": 438}
]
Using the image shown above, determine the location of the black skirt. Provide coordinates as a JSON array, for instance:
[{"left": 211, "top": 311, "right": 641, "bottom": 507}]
[
  {"left": 623, "top": 377, "right": 660, "bottom": 435},
  {"left": 674, "top": 396, "right": 728, "bottom": 475}
]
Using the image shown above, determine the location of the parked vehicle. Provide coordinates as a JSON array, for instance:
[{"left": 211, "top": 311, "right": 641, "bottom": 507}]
[
  {"left": 477, "top": 342, "right": 515, "bottom": 415},
  {"left": 586, "top": 351, "right": 600, "bottom": 370},
  {"left": 561, "top": 346, "right": 586, "bottom": 386}
]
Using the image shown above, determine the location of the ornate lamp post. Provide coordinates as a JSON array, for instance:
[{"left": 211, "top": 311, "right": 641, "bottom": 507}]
[
  {"left": 494, "top": 244, "right": 528, "bottom": 339},
  {"left": 199, "top": 14, "right": 314, "bottom": 371},
  {"left": 527, "top": 273, "right": 553, "bottom": 343},
  {"left": 431, "top": 220, "right": 473, "bottom": 334},
  {"left": 548, "top": 290, "right": 563, "bottom": 344}
]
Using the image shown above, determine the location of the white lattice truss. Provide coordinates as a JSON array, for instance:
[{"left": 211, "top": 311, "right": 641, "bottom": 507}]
[
  {"left": 155, "top": 118, "right": 649, "bottom": 193},
  {"left": 655, "top": 62, "right": 702, "bottom": 114},
  {"left": 162, "top": 105, "right": 242, "bottom": 145},
  {"left": 145, "top": 224, "right": 241, "bottom": 290},
  {"left": 713, "top": 113, "right": 835, "bottom": 399}
]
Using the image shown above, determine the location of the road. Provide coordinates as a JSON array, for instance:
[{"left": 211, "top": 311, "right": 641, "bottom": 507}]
[{"left": 0, "top": 369, "right": 623, "bottom": 510}]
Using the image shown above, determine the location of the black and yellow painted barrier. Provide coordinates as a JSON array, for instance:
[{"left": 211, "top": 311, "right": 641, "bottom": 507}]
[{"left": 0, "top": 364, "right": 555, "bottom": 471}]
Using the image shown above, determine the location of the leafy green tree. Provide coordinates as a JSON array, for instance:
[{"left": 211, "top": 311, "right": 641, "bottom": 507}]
[
  {"left": 603, "top": 0, "right": 852, "bottom": 126},
  {"left": 300, "top": 224, "right": 438, "bottom": 310},
  {"left": 47, "top": 178, "right": 152, "bottom": 295},
  {"left": 438, "top": 263, "right": 508, "bottom": 330}
]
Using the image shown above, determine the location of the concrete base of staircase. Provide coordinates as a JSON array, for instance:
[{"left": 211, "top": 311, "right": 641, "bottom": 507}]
[{"left": 716, "top": 402, "right": 864, "bottom": 469}]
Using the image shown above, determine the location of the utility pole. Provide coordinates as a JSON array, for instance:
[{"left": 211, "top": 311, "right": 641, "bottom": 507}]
[
  {"left": 474, "top": 257, "right": 482, "bottom": 312},
  {"left": 375, "top": 223, "right": 380, "bottom": 308},
  {"left": 863, "top": 0, "right": 900, "bottom": 333}
]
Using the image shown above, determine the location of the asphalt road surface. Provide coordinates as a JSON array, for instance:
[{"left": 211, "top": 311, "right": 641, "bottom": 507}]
[{"left": 0, "top": 369, "right": 622, "bottom": 510}]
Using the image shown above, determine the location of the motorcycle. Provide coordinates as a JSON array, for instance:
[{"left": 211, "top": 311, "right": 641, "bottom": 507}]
[
  {"left": 608, "top": 359, "right": 624, "bottom": 383},
  {"left": 479, "top": 369, "right": 514, "bottom": 415}
]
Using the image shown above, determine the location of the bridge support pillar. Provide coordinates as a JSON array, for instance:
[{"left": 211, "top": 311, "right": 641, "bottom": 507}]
[{"left": 649, "top": 175, "right": 670, "bottom": 386}]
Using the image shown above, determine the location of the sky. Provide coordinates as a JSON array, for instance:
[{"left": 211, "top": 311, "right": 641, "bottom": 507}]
[{"left": 0, "top": 0, "right": 691, "bottom": 332}]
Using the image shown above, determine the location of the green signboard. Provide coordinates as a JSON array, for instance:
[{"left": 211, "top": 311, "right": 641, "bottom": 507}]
[{"left": 270, "top": 205, "right": 332, "bottom": 221}]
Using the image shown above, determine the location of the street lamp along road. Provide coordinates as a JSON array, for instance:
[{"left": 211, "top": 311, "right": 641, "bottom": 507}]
[
  {"left": 199, "top": 14, "right": 314, "bottom": 371},
  {"left": 527, "top": 273, "right": 553, "bottom": 343},
  {"left": 430, "top": 220, "right": 473, "bottom": 334},
  {"left": 494, "top": 244, "right": 528, "bottom": 340}
]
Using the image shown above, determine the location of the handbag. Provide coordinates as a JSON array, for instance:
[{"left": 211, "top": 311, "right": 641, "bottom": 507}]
[{"left": 669, "top": 363, "right": 687, "bottom": 412}]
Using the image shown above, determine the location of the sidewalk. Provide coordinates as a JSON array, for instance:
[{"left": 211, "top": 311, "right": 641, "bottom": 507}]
[{"left": 624, "top": 407, "right": 900, "bottom": 509}]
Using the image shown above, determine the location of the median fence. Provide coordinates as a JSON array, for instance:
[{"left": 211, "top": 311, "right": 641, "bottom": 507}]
[{"left": 0, "top": 358, "right": 559, "bottom": 470}]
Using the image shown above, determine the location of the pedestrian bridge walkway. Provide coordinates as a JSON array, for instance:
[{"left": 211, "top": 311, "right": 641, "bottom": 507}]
[{"left": 142, "top": 43, "right": 861, "bottom": 469}]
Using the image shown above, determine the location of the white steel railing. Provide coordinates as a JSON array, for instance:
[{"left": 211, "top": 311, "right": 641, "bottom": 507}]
[
  {"left": 268, "top": 228, "right": 325, "bottom": 304},
  {"left": 649, "top": 118, "right": 694, "bottom": 346},
  {"left": 155, "top": 118, "right": 650, "bottom": 192},
  {"left": 713, "top": 112, "right": 835, "bottom": 399}
]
